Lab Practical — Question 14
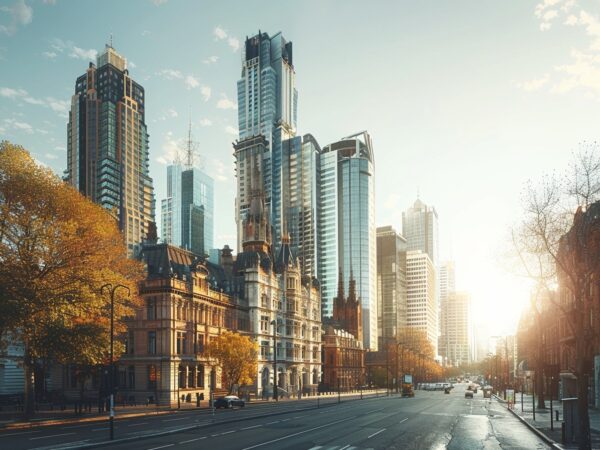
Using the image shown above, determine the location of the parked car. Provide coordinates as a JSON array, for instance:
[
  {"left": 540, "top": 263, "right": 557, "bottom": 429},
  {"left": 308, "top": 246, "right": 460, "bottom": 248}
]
[
  {"left": 465, "top": 390, "right": 474, "bottom": 399},
  {"left": 213, "top": 395, "right": 245, "bottom": 409},
  {"left": 483, "top": 386, "right": 493, "bottom": 398}
]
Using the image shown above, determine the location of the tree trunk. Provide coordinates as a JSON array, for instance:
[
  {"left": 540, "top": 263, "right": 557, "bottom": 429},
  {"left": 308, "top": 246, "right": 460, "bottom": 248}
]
[
  {"left": 23, "top": 346, "right": 35, "bottom": 419},
  {"left": 576, "top": 350, "right": 591, "bottom": 449}
]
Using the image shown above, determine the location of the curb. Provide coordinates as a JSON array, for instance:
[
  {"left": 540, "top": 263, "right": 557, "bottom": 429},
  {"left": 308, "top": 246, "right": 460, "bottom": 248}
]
[
  {"left": 45, "top": 393, "right": 389, "bottom": 450},
  {"left": 493, "top": 395, "right": 562, "bottom": 450}
]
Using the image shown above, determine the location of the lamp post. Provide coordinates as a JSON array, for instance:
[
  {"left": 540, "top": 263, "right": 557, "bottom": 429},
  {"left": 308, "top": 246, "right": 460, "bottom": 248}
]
[
  {"left": 271, "top": 319, "right": 279, "bottom": 402},
  {"left": 395, "top": 342, "right": 404, "bottom": 394},
  {"left": 100, "top": 283, "right": 130, "bottom": 441}
]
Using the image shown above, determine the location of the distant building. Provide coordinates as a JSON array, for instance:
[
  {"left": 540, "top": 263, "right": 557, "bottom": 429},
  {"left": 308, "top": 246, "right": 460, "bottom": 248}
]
[
  {"left": 438, "top": 261, "right": 456, "bottom": 364},
  {"left": 161, "top": 163, "right": 214, "bottom": 257},
  {"left": 406, "top": 250, "right": 438, "bottom": 356},
  {"left": 376, "top": 226, "right": 407, "bottom": 346},
  {"left": 439, "top": 291, "right": 473, "bottom": 366},
  {"left": 318, "top": 131, "right": 377, "bottom": 350},
  {"left": 402, "top": 199, "right": 439, "bottom": 265},
  {"left": 66, "top": 44, "right": 155, "bottom": 255},
  {"left": 322, "top": 273, "right": 365, "bottom": 391}
]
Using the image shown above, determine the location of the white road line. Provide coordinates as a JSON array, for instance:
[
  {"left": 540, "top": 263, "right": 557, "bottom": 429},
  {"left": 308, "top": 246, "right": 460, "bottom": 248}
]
[
  {"left": 293, "top": 415, "right": 305, "bottom": 419},
  {"left": 280, "top": 418, "right": 291, "bottom": 422},
  {"left": 91, "top": 427, "right": 109, "bottom": 431},
  {"left": 221, "top": 430, "right": 236, "bottom": 435},
  {"left": 241, "top": 425, "right": 262, "bottom": 430},
  {"left": 368, "top": 428, "right": 386, "bottom": 439},
  {"left": 266, "top": 420, "right": 280, "bottom": 424},
  {"left": 61, "top": 424, "right": 94, "bottom": 429},
  {"left": 365, "top": 408, "right": 384, "bottom": 414},
  {"left": 0, "top": 430, "right": 42, "bottom": 437},
  {"left": 399, "top": 417, "right": 408, "bottom": 424},
  {"left": 128, "top": 422, "right": 149, "bottom": 427},
  {"left": 162, "top": 417, "right": 187, "bottom": 422},
  {"left": 29, "top": 432, "right": 76, "bottom": 440},
  {"left": 179, "top": 436, "right": 206, "bottom": 444},
  {"left": 340, "top": 445, "right": 351, "bottom": 450},
  {"left": 242, "top": 416, "right": 356, "bottom": 450},
  {"left": 147, "top": 445, "right": 174, "bottom": 450}
]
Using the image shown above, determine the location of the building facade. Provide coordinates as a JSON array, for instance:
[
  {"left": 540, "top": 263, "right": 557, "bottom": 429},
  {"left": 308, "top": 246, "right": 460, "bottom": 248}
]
[
  {"left": 119, "top": 243, "right": 245, "bottom": 406},
  {"left": 66, "top": 44, "right": 155, "bottom": 255},
  {"left": 161, "top": 164, "right": 214, "bottom": 257},
  {"left": 376, "top": 226, "right": 407, "bottom": 346},
  {"left": 406, "top": 250, "right": 438, "bottom": 356},
  {"left": 318, "top": 131, "right": 377, "bottom": 350},
  {"left": 439, "top": 291, "right": 473, "bottom": 366},
  {"left": 438, "top": 261, "right": 455, "bottom": 364},
  {"left": 402, "top": 199, "right": 439, "bottom": 266}
]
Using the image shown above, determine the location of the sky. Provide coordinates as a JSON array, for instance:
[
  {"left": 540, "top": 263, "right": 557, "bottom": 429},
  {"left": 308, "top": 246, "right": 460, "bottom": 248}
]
[{"left": 2, "top": 0, "right": 600, "bottom": 339}]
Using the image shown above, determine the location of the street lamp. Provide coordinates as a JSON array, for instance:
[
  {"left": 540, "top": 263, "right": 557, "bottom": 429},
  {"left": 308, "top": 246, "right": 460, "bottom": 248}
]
[
  {"left": 395, "top": 342, "right": 404, "bottom": 394},
  {"left": 100, "top": 283, "right": 130, "bottom": 441},
  {"left": 271, "top": 319, "right": 280, "bottom": 402}
]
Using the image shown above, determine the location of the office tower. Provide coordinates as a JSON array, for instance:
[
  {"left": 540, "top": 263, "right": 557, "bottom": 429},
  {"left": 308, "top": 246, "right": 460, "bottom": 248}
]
[
  {"left": 235, "top": 31, "right": 298, "bottom": 251},
  {"left": 402, "top": 198, "right": 439, "bottom": 265},
  {"left": 406, "top": 250, "right": 437, "bottom": 356},
  {"left": 439, "top": 291, "right": 473, "bottom": 366},
  {"left": 282, "top": 134, "right": 320, "bottom": 278},
  {"left": 66, "top": 44, "right": 155, "bottom": 254},
  {"left": 376, "top": 226, "right": 407, "bottom": 345},
  {"left": 438, "top": 261, "right": 456, "bottom": 363},
  {"left": 161, "top": 163, "right": 214, "bottom": 257},
  {"left": 318, "top": 131, "right": 377, "bottom": 350}
]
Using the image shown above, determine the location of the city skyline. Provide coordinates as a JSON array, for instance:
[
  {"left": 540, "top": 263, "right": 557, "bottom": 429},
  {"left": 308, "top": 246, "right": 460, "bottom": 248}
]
[{"left": 4, "top": 0, "right": 600, "bottom": 336}]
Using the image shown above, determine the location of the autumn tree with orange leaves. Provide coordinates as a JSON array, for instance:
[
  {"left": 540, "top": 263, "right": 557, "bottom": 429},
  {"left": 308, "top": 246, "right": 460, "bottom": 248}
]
[
  {"left": 0, "top": 142, "right": 144, "bottom": 418},
  {"left": 206, "top": 331, "right": 258, "bottom": 395}
]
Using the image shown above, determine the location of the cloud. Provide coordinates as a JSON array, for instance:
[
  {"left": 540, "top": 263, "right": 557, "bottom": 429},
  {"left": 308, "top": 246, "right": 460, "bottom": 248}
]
[
  {"left": 208, "top": 157, "right": 229, "bottom": 182},
  {"left": 540, "top": 22, "right": 552, "bottom": 31},
  {"left": 69, "top": 46, "right": 97, "bottom": 60},
  {"left": 185, "top": 75, "right": 199, "bottom": 89},
  {"left": 152, "top": 0, "right": 168, "bottom": 5},
  {"left": 514, "top": 74, "right": 551, "bottom": 91},
  {"left": 156, "top": 131, "right": 185, "bottom": 165},
  {"left": 4, "top": 118, "right": 33, "bottom": 134},
  {"left": 543, "top": 10, "right": 559, "bottom": 21},
  {"left": 42, "top": 0, "right": 57, "bottom": 4},
  {"left": 128, "top": 61, "right": 136, "bottom": 69},
  {"left": 214, "top": 26, "right": 227, "bottom": 40},
  {"left": 1, "top": 87, "right": 69, "bottom": 117},
  {"left": 157, "top": 68, "right": 183, "bottom": 80},
  {"left": 228, "top": 37, "right": 240, "bottom": 52},
  {"left": 224, "top": 125, "right": 238, "bottom": 136},
  {"left": 534, "top": 0, "right": 561, "bottom": 18},
  {"left": 213, "top": 25, "right": 240, "bottom": 52},
  {"left": 141, "top": 30, "right": 151, "bottom": 36},
  {"left": 54, "top": 145, "right": 66, "bottom": 152},
  {"left": 565, "top": 14, "right": 578, "bottom": 25},
  {"left": 203, "top": 55, "right": 219, "bottom": 64},
  {"left": 216, "top": 94, "right": 237, "bottom": 110},
  {"left": 552, "top": 49, "right": 600, "bottom": 94},
  {"left": 0, "top": 0, "right": 33, "bottom": 36},
  {"left": 199, "top": 118, "right": 212, "bottom": 127},
  {"left": 43, "top": 51, "right": 57, "bottom": 59},
  {"left": 157, "top": 108, "right": 178, "bottom": 121},
  {"left": 200, "top": 85, "right": 211, "bottom": 101},
  {"left": 46, "top": 38, "right": 97, "bottom": 62},
  {"left": 44, "top": 153, "right": 58, "bottom": 160}
]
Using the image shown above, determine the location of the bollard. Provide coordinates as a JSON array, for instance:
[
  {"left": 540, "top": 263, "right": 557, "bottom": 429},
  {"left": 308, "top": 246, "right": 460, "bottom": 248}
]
[
  {"left": 561, "top": 422, "right": 566, "bottom": 444},
  {"left": 555, "top": 410, "right": 559, "bottom": 421}
]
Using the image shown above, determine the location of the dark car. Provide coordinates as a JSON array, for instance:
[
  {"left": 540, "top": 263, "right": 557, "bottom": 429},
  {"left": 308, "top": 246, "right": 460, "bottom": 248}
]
[
  {"left": 465, "top": 390, "right": 474, "bottom": 399},
  {"left": 213, "top": 395, "right": 245, "bottom": 409}
]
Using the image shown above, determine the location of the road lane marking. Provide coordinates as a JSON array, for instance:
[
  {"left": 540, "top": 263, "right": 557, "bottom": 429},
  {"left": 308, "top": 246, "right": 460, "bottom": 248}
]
[
  {"left": 242, "top": 416, "right": 356, "bottom": 450},
  {"left": 91, "top": 427, "right": 109, "bottom": 431},
  {"left": 266, "top": 420, "right": 280, "bottom": 424},
  {"left": 293, "top": 415, "right": 305, "bottom": 419},
  {"left": 280, "top": 418, "right": 291, "bottom": 422},
  {"left": 30, "top": 432, "right": 76, "bottom": 440},
  {"left": 162, "top": 417, "right": 187, "bottom": 422},
  {"left": 340, "top": 445, "right": 351, "bottom": 450},
  {"left": 147, "top": 445, "right": 174, "bottom": 450},
  {"left": 0, "top": 430, "right": 42, "bottom": 437},
  {"left": 368, "top": 428, "right": 386, "bottom": 439},
  {"left": 221, "top": 430, "right": 236, "bottom": 435},
  {"left": 399, "top": 417, "right": 408, "bottom": 424},
  {"left": 179, "top": 437, "right": 206, "bottom": 444},
  {"left": 241, "top": 425, "right": 262, "bottom": 430},
  {"left": 365, "top": 408, "right": 384, "bottom": 414},
  {"left": 128, "top": 422, "right": 149, "bottom": 427}
]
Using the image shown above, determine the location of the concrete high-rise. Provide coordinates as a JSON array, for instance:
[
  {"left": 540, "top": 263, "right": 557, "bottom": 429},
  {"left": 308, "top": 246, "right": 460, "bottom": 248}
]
[
  {"left": 402, "top": 199, "right": 439, "bottom": 265},
  {"left": 318, "top": 131, "right": 377, "bottom": 350},
  {"left": 438, "top": 261, "right": 456, "bottom": 363},
  {"left": 235, "top": 31, "right": 298, "bottom": 252},
  {"left": 376, "top": 226, "right": 407, "bottom": 346},
  {"left": 66, "top": 44, "right": 155, "bottom": 254},
  {"left": 406, "top": 250, "right": 438, "bottom": 356},
  {"left": 439, "top": 291, "right": 473, "bottom": 366},
  {"left": 161, "top": 163, "right": 214, "bottom": 257}
]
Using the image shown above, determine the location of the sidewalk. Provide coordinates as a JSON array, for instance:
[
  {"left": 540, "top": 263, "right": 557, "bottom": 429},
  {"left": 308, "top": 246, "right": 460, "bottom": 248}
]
[
  {"left": 0, "top": 389, "right": 384, "bottom": 430},
  {"left": 495, "top": 392, "right": 600, "bottom": 449}
]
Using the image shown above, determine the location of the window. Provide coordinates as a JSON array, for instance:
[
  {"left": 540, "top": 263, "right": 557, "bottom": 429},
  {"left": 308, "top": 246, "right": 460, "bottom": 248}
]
[
  {"left": 197, "top": 334, "right": 205, "bottom": 354},
  {"left": 128, "top": 366, "right": 135, "bottom": 389},
  {"left": 147, "top": 331, "right": 156, "bottom": 355},
  {"left": 147, "top": 298, "right": 157, "bottom": 320},
  {"left": 197, "top": 365, "right": 204, "bottom": 387},
  {"left": 260, "top": 340, "right": 269, "bottom": 358},
  {"left": 147, "top": 365, "right": 157, "bottom": 390},
  {"left": 260, "top": 315, "right": 269, "bottom": 333},
  {"left": 126, "top": 330, "right": 134, "bottom": 354},
  {"left": 177, "top": 332, "right": 186, "bottom": 354}
]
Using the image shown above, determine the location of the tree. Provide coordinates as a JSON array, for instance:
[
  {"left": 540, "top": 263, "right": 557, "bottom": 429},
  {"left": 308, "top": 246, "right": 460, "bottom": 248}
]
[
  {"left": 206, "top": 331, "right": 258, "bottom": 395},
  {"left": 0, "top": 142, "right": 144, "bottom": 418},
  {"left": 512, "top": 143, "right": 600, "bottom": 450}
]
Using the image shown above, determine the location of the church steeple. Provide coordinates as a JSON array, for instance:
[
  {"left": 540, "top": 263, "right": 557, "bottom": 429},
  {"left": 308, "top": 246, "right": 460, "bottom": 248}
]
[{"left": 242, "top": 158, "right": 272, "bottom": 254}]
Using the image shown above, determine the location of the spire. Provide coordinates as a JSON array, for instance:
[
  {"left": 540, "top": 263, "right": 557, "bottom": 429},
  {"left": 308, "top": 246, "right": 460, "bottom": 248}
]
[
  {"left": 336, "top": 269, "right": 345, "bottom": 304},
  {"left": 348, "top": 271, "right": 357, "bottom": 305}
]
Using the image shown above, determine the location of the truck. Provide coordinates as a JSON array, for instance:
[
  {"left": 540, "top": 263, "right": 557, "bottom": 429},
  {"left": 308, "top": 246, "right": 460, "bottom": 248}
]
[{"left": 401, "top": 374, "right": 414, "bottom": 397}]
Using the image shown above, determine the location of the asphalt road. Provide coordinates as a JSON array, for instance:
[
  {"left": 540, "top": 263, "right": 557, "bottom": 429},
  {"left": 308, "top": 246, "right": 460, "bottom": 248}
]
[{"left": 2, "top": 384, "right": 550, "bottom": 450}]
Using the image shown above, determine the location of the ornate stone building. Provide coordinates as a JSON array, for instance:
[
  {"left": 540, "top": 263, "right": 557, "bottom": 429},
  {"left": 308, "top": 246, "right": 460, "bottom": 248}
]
[
  {"left": 230, "top": 162, "right": 322, "bottom": 398},
  {"left": 118, "top": 243, "right": 248, "bottom": 406}
]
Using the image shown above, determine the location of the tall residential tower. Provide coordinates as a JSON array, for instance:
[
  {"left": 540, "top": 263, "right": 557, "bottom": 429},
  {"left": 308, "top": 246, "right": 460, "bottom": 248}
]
[
  {"left": 402, "top": 199, "right": 439, "bottom": 265},
  {"left": 66, "top": 44, "right": 155, "bottom": 254}
]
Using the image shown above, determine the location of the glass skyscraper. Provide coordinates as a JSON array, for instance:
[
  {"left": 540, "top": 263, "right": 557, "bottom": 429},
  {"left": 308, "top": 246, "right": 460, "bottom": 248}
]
[
  {"left": 402, "top": 198, "right": 439, "bottom": 265},
  {"left": 235, "top": 31, "right": 298, "bottom": 253},
  {"left": 161, "top": 164, "right": 214, "bottom": 257},
  {"left": 318, "top": 131, "right": 377, "bottom": 350},
  {"left": 66, "top": 44, "right": 155, "bottom": 255}
]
